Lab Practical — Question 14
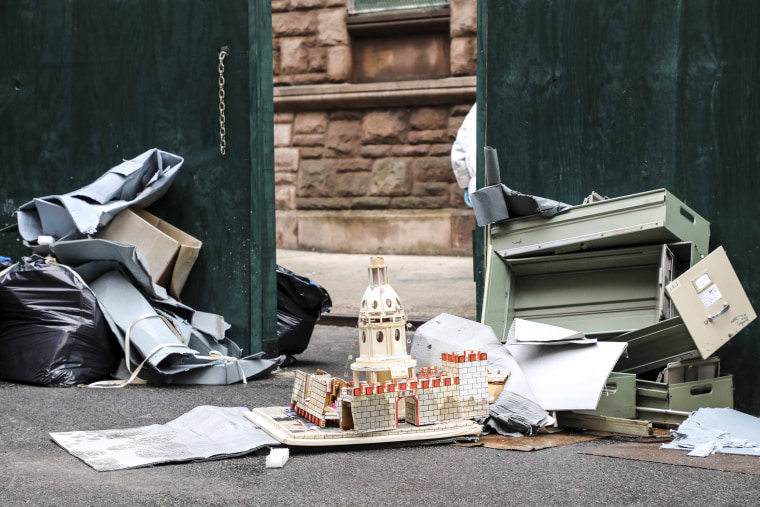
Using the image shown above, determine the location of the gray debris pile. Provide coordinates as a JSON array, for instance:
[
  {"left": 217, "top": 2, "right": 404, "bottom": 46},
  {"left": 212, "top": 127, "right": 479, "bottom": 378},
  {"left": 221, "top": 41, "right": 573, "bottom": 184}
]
[
  {"left": 0, "top": 148, "right": 282, "bottom": 387},
  {"left": 661, "top": 407, "right": 760, "bottom": 457},
  {"left": 462, "top": 149, "right": 757, "bottom": 435}
]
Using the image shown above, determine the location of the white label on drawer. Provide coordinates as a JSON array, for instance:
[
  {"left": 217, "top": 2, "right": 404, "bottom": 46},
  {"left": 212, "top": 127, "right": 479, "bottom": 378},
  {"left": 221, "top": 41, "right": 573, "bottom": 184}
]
[
  {"left": 694, "top": 273, "right": 712, "bottom": 292},
  {"left": 699, "top": 283, "right": 722, "bottom": 309}
]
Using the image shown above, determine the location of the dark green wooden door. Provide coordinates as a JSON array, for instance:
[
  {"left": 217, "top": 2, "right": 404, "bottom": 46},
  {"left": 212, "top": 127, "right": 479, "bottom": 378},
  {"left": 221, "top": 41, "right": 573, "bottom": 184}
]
[
  {"left": 478, "top": 0, "right": 760, "bottom": 413},
  {"left": 0, "top": 0, "right": 276, "bottom": 355}
]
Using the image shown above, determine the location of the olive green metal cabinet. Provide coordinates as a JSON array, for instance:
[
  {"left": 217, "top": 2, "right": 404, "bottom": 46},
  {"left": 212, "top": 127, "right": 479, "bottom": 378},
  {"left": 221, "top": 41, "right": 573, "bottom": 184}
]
[
  {"left": 478, "top": 0, "right": 760, "bottom": 414},
  {"left": 483, "top": 242, "right": 692, "bottom": 341},
  {"left": 0, "top": 1, "right": 276, "bottom": 355},
  {"left": 489, "top": 189, "right": 710, "bottom": 263},
  {"left": 482, "top": 189, "right": 709, "bottom": 342}
]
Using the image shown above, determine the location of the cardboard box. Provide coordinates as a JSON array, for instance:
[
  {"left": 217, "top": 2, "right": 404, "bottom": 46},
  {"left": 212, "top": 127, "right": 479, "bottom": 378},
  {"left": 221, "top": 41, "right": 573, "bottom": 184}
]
[{"left": 96, "top": 208, "right": 201, "bottom": 299}]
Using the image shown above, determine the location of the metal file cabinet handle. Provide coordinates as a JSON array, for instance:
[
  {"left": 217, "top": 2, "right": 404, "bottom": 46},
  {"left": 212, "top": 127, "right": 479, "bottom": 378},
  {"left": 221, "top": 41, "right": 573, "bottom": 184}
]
[{"left": 707, "top": 303, "right": 730, "bottom": 322}]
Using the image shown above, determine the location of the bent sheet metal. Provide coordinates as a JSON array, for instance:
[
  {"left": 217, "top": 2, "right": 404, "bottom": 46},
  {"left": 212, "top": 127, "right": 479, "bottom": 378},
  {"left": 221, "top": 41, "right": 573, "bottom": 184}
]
[{"left": 15, "top": 148, "right": 183, "bottom": 244}]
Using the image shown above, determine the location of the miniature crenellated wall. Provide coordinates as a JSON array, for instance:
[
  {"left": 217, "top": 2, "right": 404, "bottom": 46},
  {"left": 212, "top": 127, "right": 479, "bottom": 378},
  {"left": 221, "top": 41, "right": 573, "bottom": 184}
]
[
  {"left": 291, "top": 350, "right": 488, "bottom": 432},
  {"left": 344, "top": 350, "right": 489, "bottom": 431},
  {"left": 291, "top": 370, "right": 334, "bottom": 427},
  {"left": 440, "top": 351, "right": 489, "bottom": 420}
]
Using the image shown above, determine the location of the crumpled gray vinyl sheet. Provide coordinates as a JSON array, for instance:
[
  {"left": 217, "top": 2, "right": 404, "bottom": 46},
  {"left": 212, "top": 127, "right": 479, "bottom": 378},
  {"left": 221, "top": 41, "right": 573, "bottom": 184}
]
[
  {"left": 410, "top": 313, "right": 553, "bottom": 435},
  {"left": 112, "top": 352, "right": 281, "bottom": 385},
  {"left": 89, "top": 269, "right": 282, "bottom": 383},
  {"left": 481, "top": 391, "right": 555, "bottom": 437},
  {"left": 51, "top": 238, "right": 164, "bottom": 299},
  {"left": 661, "top": 408, "right": 760, "bottom": 457},
  {"left": 410, "top": 313, "right": 535, "bottom": 401},
  {"left": 16, "top": 148, "right": 183, "bottom": 244},
  {"left": 470, "top": 147, "right": 571, "bottom": 227},
  {"left": 50, "top": 406, "right": 279, "bottom": 471},
  {"left": 89, "top": 270, "right": 198, "bottom": 374},
  {"left": 53, "top": 237, "right": 282, "bottom": 384}
]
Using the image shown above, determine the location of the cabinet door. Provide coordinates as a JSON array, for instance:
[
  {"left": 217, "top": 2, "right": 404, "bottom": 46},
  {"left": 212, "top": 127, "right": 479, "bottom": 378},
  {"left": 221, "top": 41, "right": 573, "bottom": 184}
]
[{"left": 666, "top": 247, "right": 757, "bottom": 359}]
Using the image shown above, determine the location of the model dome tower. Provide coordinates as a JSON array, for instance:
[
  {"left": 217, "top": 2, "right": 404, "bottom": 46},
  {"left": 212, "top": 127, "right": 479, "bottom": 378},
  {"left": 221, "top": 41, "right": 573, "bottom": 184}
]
[{"left": 350, "top": 257, "right": 416, "bottom": 385}]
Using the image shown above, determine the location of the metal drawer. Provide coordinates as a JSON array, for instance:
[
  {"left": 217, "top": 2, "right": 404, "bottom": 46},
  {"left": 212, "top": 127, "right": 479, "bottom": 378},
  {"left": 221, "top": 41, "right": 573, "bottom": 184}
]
[
  {"left": 483, "top": 243, "right": 689, "bottom": 341},
  {"left": 490, "top": 188, "right": 710, "bottom": 264},
  {"left": 574, "top": 372, "right": 637, "bottom": 419},
  {"left": 636, "top": 375, "right": 734, "bottom": 424}
]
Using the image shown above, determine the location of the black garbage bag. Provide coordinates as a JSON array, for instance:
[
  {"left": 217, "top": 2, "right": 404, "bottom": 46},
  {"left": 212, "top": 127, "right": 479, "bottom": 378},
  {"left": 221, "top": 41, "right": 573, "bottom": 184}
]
[
  {"left": 276, "top": 265, "right": 332, "bottom": 355},
  {"left": 0, "top": 256, "right": 120, "bottom": 386}
]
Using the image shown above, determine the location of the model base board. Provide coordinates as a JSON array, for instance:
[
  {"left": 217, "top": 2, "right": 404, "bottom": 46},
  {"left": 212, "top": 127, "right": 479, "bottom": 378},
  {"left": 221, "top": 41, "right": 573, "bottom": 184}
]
[{"left": 244, "top": 406, "right": 482, "bottom": 447}]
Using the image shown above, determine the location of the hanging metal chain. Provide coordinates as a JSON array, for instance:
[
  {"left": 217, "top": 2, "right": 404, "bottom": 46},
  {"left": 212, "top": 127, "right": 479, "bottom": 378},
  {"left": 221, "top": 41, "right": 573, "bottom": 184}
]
[{"left": 218, "top": 46, "right": 229, "bottom": 156}]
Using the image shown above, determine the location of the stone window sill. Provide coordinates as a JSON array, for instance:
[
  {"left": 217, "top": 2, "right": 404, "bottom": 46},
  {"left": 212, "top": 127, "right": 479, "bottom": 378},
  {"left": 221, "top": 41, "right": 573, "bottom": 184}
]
[
  {"left": 273, "top": 76, "right": 476, "bottom": 112},
  {"left": 347, "top": 7, "right": 450, "bottom": 36}
]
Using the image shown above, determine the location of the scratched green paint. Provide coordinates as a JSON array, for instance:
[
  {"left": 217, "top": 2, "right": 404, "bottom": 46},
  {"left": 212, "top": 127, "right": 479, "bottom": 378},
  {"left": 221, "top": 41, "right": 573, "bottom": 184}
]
[
  {"left": 0, "top": 0, "right": 276, "bottom": 355},
  {"left": 478, "top": 0, "right": 760, "bottom": 413}
]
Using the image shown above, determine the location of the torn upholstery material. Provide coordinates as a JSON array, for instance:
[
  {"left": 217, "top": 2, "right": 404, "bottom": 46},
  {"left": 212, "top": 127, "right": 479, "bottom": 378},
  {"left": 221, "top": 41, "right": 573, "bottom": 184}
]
[
  {"left": 16, "top": 148, "right": 183, "bottom": 244},
  {"left": 471, "top": 147, "right": 571, "bottom": 227}
]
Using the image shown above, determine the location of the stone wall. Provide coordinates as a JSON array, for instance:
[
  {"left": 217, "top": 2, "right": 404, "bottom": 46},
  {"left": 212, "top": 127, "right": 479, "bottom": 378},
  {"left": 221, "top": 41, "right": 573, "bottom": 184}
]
[
  {"left": 275, "top": 105, "right": 472, "bottom": 212},
  {"left": 272, "top": 0, "right": 477, "bottom": 255},
  {"left": 272, "top": 0, "right": 476, "bottom": 84}
]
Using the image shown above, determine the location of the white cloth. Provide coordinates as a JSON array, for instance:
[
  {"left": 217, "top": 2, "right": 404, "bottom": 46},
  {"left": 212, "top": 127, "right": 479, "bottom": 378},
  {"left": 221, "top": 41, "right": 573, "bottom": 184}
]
[{"left": 450, "top": 103, "right": 477, "bottom": 194}]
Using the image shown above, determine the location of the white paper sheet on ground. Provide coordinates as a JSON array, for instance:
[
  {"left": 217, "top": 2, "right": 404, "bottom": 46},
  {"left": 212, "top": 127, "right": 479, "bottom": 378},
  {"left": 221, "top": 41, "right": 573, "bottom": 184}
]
[
  {"left": 506, "top": 318, "right": 597, "bottom": 346},
  {"left": 50, "top": 406, "right": 279, "bottom": 471},
  {"left": 661, "top": 407, "right": 760, "bottom": 457},
  {"left": 507, "top": 341, "right": 627, "bottom": 411}
]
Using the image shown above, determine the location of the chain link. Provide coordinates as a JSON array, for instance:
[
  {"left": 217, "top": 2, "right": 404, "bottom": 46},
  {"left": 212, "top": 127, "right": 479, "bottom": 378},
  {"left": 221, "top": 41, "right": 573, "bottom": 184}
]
[{"left": 218, "top": 47, "right": 229, "bottom": 156}]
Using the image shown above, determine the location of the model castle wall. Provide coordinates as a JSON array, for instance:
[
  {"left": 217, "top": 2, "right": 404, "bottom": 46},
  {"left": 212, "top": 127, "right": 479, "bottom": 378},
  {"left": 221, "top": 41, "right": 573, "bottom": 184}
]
[
  {"left": 290, "top": 351, "right": 489, "bottom": 432},
  {"left": 440, "top": 351, "right": 489, "bottom": 420},
  {"left": 404, "top": 383, "right": 463, "bottom": 426},
  {"left": 291, "top": 370, "right": 334, "bottom": 427}
]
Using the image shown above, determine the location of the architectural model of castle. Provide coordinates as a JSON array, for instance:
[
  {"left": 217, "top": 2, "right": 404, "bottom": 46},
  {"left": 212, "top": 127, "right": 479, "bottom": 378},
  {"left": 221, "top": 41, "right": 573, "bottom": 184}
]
[{"left": 289, "top": 257, "right": 489, "bottom": 433}]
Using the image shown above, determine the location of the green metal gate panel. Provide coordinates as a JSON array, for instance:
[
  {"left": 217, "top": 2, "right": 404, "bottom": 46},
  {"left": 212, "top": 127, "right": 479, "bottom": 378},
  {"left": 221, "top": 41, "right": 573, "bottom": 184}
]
[
  {"left": 0, "top": 0, "right": 276, "bottom": 356},
  {"left": 478, "top": 0, "right": 760, "bottom": 413}
]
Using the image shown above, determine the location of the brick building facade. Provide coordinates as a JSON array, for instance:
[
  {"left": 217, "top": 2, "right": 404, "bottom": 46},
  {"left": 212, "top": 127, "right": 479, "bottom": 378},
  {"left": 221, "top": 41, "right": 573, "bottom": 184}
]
[{"left": 272, "top": 0, "right": 477, "bottom": 255}]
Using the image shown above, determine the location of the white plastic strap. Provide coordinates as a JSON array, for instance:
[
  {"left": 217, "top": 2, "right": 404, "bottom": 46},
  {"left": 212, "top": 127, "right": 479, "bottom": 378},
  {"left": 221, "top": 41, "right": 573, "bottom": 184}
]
[
  {"left": 81, "top": 342, "right": 188, "bottom": 389},
  {"left": 81, "top": 312, "right": 249, "bottom": 388},
  {"left": 193, "top": 350, "right": 248, "bottom": 385},
  {"left": 123, "top": 314, "right": 186, "bottom": 374}
]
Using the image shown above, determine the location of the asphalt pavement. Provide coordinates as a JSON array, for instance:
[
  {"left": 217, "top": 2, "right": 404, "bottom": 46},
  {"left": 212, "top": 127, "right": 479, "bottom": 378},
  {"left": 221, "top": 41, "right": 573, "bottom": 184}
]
[{"left": 2, "top": 324, "right": 759, "bottom": 506}]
